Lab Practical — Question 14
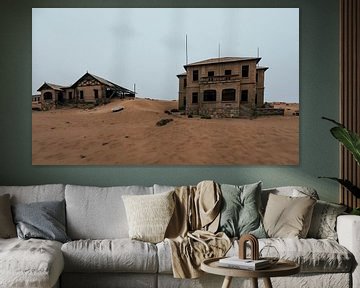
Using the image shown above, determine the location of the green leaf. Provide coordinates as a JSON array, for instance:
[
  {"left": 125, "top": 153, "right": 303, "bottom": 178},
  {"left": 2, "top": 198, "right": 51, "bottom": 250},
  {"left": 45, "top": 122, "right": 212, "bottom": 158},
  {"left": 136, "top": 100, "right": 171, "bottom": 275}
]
[
  {"left": 330, "top": 126, "right": 360, "bottom": 165},
  {"left": 318, "top": 177, "right": 360, "bottom": 198},
  {"left": 322, "top": 117, "right": 360, "bottom": 165}
]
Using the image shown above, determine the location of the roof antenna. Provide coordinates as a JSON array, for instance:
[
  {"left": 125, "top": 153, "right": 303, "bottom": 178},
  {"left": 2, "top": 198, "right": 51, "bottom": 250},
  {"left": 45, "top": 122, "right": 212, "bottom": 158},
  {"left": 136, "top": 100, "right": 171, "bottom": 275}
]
[
  {"left": 257, "top": 47, "right": 260, "bottom": 66},
  {"left": 218, "top": 42, "right": 221, "bottom": 60},
  {"left": 185, "top": 34, "right": 188, "bottom": 65}
]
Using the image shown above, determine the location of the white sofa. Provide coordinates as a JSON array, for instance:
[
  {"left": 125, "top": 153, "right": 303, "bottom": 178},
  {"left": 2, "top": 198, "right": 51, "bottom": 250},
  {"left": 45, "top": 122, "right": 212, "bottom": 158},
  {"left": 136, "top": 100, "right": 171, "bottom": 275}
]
[{"left": 0, "top": 183, "right": 359, "bottom": 288}]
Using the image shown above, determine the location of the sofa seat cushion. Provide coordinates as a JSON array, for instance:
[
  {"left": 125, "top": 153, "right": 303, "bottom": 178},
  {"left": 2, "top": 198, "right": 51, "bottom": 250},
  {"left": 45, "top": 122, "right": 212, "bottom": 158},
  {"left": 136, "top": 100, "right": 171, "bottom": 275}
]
[
  {"left": 0, "top": 238, "right": 64, "bottom": 288},
  {"left": 157, "top": 238, "right": 354, "bottom": 274},
  {"left": 229, "top": 238, "right": 354, "bottom": 273},
  {"left": 61, "top": 239, "right": 158, "bottom": 273}
]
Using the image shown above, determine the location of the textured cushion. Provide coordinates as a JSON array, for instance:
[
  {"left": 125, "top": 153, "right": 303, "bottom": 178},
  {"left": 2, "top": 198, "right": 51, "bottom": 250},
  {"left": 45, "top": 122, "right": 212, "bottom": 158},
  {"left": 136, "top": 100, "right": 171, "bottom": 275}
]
[
  {"left": 0, "top": 194, "right": 16, "bottom": 238},
  {"left": 61, "top": 239, "right": 158, "bottom": 273},
  {"left": 122, "top": 191, "right": 175, "bottom": 243},
  {"left": 263, "top": 193, "right": 316, "bottom": 238},
  {"left": 0, "top": 184, "right": 65, "bottom": 204},
  {"left": 65, "top": 185, "right": 153, "bottom": 239},
  {"left": 308, "top": 200, "right": 347, "bottom": 240},
  {"left": 12, "top": 200, "right": 70, "bottom": 243},
  {"left": 218, "top": 182, "right": 266, "bottom": 238},
  {"left": 261, "top": 186, "right": 319, "bottom": 213},
  {"left": 159, "top": 237, "right": 353, "bottom": 274},
  {"left": 0, "top": 238, "right": 64, "bottom": 288},
  {"left": 256, "top": 238, "right": 353, "bottom": 273}
]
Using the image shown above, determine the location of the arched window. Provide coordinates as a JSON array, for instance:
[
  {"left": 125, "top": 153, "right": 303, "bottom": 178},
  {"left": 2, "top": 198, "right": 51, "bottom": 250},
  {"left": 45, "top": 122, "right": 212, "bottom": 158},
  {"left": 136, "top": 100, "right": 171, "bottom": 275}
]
[
  {"left": 203, "top": 90, "right": 216, "bottom": 102},
  {"left": 222, "top": 89, "right": 236, "bottom": 101},
  {"left": 43, "top": 92, "right": 52, "bottom": 101}
]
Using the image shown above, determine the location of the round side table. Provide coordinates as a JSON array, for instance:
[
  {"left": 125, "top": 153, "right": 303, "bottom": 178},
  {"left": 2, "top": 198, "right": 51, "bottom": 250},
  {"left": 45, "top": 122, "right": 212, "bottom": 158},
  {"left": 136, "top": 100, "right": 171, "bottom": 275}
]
[{"left": 201, "top": 257, "right": 300, "bottom": 288}]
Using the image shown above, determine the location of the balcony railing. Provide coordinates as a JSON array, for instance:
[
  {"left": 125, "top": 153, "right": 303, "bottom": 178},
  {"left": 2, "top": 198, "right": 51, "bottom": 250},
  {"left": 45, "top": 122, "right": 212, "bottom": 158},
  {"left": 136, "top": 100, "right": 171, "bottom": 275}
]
[{"left": 199, "top": 74, "right": 240, "bottom": 84}]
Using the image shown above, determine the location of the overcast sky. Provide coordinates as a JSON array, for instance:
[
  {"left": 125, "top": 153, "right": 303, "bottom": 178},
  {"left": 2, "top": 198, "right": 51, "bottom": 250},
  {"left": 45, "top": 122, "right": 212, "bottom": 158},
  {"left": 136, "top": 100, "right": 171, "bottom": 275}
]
[{"left": 32, "top": 8, "right": 299, "bottom": 102}]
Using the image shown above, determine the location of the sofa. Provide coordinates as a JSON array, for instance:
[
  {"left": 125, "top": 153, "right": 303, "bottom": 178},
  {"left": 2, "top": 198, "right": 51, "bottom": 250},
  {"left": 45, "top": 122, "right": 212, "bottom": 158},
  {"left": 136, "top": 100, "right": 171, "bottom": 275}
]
[{"left": 0, "top": 183, "right": 359, "bottom": 288}]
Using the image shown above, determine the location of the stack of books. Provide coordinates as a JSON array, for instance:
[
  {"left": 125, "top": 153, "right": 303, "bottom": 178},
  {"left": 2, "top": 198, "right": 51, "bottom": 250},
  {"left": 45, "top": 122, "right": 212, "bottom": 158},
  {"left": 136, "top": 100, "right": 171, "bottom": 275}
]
[{"left": 218, "top": 257, "right": 271, "bottom": 270}]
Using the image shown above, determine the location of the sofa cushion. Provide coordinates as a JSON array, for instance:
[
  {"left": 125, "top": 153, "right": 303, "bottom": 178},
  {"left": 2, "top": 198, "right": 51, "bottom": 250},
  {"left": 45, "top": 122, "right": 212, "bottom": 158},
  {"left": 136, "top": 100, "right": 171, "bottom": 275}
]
[
  {"left": 12, "top": 200, "right": 70, "bottom": 243},
  {"left": 61, "top": 239, "right": 158, "bottom": 273},
  {"left": 263, "top": 193, "right": 316, "bottom": 238},
  {"left": 0, "top": 194, "right": 16, "bottom": 238},
  {"left": 261, "top": 186, "right": 319, "bottom": 213},
  {"left": 0, "top": 184, "right": 65, "bottom": 204},
  {"left": 122, "top": 191, "right": 175, "bottom": 243},
  {"left": 218, "top": 182, "right": 266, "bottom": 238},
  {"left": 228, "top": 238, "right": 353, "bottom": 273},
  {"left": 65, "top": 185, "right": 153, "bottom": 239},
  {"left": 0, "top": 238, "right": 64, "bottom": 288},
  {"left": 307, "top": 200, "right": 347, "bottom": 240},
  {"left": 157, "top": 237, "right": 353, "bottom": 274}
]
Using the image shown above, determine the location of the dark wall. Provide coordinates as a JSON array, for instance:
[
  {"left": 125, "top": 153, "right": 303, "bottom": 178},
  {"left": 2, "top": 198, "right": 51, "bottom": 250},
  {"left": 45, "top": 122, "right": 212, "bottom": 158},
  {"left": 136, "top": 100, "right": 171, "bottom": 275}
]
[{"left": 0, "top": 0, "right": 340, "bottom": 202}]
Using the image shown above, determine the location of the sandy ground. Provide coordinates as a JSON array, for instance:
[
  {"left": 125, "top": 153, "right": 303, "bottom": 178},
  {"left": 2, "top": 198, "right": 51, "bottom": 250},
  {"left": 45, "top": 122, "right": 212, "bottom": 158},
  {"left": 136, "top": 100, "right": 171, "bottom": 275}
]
[{"left": 32, "top": 98, "right": 299, "bottom": 165}]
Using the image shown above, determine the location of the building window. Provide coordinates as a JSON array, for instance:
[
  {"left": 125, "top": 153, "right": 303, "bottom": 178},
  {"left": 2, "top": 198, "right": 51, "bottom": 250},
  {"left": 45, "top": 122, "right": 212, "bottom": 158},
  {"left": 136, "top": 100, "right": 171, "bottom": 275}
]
[
  {"left": 241, "top": 90, "right": 248, "bottom": 102},
  {"left": 94, "top": 89, "right": 98, "bottom": 99},
  {"left": 43, "top": 92, "right": 52, "bottom": 100},
  {"left": 222, "top": 89, "right": 236, "bottom": 102},
  {"left": 193, "top": 70, "right": 199, "bottom": 81},
  {"left": 192, "top": 92, "right": 198, "bottom": 104},
  {"left": 256, "top": 72, "right": 258, "bottom": 82},
  {"left": 183, "top": 78, "right": 187, "bottom": 88},
  {"left": 79, "top": 90, "right": 84, "bottom": 100},
  {"left": 242, "top": 65, "right": 249, "bottom": 78},
  {"left": 68, "top": 91, "right": 73, "bottom": 100},
  {"left": 203, "top": 90, "right": 216, "bottom": 102},
  {"left": 225, "top": 70, "right": 232, "bottom": 75},
  {"left": 208, "top": 71, "right": 214, "bottom": 77}
]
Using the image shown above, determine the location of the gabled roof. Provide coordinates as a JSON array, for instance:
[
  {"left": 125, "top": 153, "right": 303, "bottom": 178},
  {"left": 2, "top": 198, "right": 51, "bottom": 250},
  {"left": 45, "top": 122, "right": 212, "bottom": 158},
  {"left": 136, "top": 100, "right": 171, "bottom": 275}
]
[
  {"left": 70, "top": 72, "right": 134, "bottom": 94},
  {"left": 37, "top": 82, "right": 67, "bottom": 92},
  {"left": 184, "top": 57, "right": 261, "bottom": 68}
]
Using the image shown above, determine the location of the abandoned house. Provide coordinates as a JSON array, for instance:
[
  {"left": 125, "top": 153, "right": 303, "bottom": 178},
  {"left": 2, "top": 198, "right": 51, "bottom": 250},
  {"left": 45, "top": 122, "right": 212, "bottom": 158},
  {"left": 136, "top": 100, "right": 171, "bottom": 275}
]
[
  {"left": 177, "top": 57, "right": 268, "bottom": 117},
  {"left": 37, "top": 72, "right": 135, "bottom": 109}
]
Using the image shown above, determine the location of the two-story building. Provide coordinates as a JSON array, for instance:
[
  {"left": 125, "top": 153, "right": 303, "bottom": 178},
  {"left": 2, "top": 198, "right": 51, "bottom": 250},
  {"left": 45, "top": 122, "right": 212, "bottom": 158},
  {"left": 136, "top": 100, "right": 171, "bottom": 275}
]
[
  {"left": 177, "top": 57, "right": 268, "bottom": 117},
  {"left": 37, "top": 72, "right": 135, "bottom": 109}
]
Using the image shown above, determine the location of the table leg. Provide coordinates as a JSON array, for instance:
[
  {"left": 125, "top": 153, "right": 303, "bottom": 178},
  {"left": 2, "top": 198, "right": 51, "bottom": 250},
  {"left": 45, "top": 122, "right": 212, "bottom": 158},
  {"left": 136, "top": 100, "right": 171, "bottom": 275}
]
[
  {"left": 221, "top": 276, "right": 233, "bottom": 288},
  {"left": 251, "top": 278, "right": 258, "bottom": 288},
  {"left": 263, "top": 277, "right": 273, "bottom": 288}
]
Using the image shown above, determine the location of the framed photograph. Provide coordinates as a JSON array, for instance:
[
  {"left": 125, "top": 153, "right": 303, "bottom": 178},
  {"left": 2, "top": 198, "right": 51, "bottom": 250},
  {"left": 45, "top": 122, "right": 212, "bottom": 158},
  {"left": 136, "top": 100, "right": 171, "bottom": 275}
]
[{"left": 32, "top": 8, "right": 299, "bottom": 165}]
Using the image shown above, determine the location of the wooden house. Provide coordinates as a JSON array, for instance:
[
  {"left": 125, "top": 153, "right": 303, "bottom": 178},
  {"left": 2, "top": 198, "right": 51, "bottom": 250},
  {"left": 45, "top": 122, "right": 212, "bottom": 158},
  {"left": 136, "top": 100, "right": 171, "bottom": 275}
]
[{"left": 37, "top": 72, "right": 135, "bottom": 109}]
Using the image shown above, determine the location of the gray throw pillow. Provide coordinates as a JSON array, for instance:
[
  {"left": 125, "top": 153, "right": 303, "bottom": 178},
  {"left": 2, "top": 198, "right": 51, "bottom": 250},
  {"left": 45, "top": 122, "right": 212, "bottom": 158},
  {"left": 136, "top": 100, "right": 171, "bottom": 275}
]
[
  {"left": 0, "top": 194, "right": 17, "bottom": 238},
  {"left": 307, "top": 200, "right": 347, "bottom": 240},
  {"left": 12, "top": 200, "right": 70, "bottom": 243},
  {"left": 218, "top": 182, "right": 266, "bottom": 238}
]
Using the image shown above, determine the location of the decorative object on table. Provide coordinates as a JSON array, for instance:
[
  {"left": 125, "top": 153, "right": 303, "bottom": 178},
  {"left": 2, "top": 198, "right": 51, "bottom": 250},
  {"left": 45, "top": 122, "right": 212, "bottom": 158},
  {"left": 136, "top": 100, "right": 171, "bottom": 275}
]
[
  {"left": 319, "top": 117, "right": 360, "bottom": 213},
  {"left": 259, "top": 245, "right": 280, "bottom": 265},
  {"left": 238, "top": 234, "right": 260, "bottom": 260},
  {"left": 218, "top": 257, "right": 271, "bottom": 270}
]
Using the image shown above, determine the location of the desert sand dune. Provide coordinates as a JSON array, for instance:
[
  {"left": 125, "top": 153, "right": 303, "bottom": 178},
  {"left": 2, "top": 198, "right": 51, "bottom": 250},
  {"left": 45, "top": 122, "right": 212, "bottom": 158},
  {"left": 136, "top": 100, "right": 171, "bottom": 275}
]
[{"left": 32, "top": 98, "right": 299, "bottom": 165}]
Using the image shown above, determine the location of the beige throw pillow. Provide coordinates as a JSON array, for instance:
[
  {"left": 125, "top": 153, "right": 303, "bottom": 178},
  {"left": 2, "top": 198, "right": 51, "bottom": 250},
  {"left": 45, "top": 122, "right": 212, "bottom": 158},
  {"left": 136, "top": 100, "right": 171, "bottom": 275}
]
[
  {"left": 122, "top": 191, "right": 175, "bottom": 243},
  {"left": 0, "top": 194, "right": 17, "bottom": 238},
  {"left": 263, "top": 193, "right": 316, "bottom": 238}
]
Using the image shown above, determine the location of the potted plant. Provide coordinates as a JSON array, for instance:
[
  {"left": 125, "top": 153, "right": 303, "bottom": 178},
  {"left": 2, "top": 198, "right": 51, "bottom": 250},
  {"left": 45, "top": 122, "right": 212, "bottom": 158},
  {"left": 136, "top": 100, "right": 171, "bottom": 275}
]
[{"left": 320, "top": 117, "right": 360, "bottom": 215}]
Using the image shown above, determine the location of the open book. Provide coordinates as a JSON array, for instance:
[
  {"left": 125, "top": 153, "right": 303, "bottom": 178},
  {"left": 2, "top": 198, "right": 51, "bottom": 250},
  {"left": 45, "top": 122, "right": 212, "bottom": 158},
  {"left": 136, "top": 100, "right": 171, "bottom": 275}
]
[{"left": 218, "top": 257, "right": 271, "bottom": 270}]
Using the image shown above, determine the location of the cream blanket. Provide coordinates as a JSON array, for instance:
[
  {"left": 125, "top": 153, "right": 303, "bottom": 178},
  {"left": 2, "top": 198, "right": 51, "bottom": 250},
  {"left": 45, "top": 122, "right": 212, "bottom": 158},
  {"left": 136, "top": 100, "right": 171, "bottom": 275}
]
[{"left": 165, "top": 181, "right": 231, "bottom": 278}]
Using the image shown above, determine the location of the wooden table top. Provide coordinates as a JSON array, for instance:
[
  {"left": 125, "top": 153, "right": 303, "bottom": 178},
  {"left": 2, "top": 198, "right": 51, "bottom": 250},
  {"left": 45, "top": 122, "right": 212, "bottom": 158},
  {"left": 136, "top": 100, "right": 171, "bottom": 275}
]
[{"left": 201, "top": 257, "right": 300, "bottom": 278}]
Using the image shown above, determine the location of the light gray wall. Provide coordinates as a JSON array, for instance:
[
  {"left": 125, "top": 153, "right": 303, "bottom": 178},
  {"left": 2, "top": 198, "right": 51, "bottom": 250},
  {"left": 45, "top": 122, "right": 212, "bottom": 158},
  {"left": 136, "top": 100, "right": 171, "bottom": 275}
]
[{"left": 0, "top": 0, "right": 340, "bottom": 203}]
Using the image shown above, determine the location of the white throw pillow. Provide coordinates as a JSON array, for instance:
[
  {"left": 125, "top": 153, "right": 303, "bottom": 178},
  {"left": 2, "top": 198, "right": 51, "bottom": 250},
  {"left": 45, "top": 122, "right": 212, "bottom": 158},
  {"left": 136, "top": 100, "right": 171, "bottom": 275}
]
[{"left": 122, "top": 191, "right": 175, "bottom": 243}]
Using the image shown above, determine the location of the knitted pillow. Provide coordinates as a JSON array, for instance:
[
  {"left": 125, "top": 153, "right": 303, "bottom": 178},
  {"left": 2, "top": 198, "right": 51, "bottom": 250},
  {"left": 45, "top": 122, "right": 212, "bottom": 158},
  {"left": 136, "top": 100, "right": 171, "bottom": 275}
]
[{"left": 122, "top": 191, "right": 175, "bottom": 243}]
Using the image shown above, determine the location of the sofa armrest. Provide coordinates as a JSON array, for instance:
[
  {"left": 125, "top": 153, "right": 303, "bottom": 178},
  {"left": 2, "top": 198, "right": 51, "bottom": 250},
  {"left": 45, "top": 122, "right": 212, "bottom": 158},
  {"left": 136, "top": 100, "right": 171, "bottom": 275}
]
[{"left": 337, "top": 215, "right": 360, "bottom": 288}]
